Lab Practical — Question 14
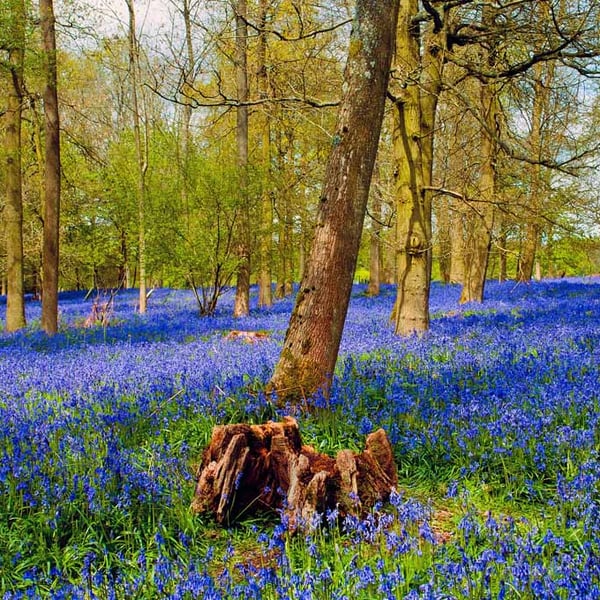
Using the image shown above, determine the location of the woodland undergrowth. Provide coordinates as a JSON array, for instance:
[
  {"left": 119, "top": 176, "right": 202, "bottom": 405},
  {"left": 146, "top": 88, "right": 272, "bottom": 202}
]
[{"left": 0, "top": 279, "right": 599, "bottom": 598}]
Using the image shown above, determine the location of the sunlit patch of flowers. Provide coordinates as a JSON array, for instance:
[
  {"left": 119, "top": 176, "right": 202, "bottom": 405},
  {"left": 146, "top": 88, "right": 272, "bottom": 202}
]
[{"left": 1, "top": 278, "right": 600, "bottom": 597}]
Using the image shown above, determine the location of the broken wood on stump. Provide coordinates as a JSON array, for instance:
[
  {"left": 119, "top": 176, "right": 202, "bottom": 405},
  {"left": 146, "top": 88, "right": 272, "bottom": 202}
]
[{"left": 191, "top": 416, "right": 398, "bottom": 529}]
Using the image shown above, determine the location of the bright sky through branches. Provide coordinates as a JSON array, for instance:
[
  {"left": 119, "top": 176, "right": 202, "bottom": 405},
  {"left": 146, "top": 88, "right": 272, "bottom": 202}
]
[{"left": 81, "top": 0, "right": 172, "bottom": 36}]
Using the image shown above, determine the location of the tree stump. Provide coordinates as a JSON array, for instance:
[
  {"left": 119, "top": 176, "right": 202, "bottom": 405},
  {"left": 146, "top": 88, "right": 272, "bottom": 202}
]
[
  {"left": 224, "top": 330, "right": 269, "bottom": 343},
  {"left": 191, "top": 416, "right": 398, "bottom": 529}
]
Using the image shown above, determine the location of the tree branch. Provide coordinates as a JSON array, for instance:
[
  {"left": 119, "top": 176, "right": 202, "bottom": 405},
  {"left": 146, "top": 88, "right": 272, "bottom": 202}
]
[
  {"left": 148, "top": 81, "right": 340, "bottom": 109},
  {"left": 239, "top": 13, "right": 352, "bottom": 42}
]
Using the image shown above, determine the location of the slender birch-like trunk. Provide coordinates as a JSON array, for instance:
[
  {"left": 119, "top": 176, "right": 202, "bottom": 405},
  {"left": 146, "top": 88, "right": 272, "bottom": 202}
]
[
  {"left": 233, "top": 0, "right": 251, "bottom": 318},
  {"left": 5, "top": 0, "right": 26, "bottom": 332},
  {"left": 41, "top": 0, "right": 61, "bottom": 334}
]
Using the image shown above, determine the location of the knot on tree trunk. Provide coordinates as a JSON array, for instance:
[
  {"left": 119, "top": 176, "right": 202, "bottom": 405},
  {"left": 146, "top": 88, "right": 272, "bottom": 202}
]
[{"left": 191, "top": 416, "right": 398, "bottom": 530}]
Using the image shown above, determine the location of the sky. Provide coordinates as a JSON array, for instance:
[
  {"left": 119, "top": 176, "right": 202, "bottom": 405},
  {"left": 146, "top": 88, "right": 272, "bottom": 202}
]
[{"left": 60, "top": 0, "right": 174, "bottom": 38}]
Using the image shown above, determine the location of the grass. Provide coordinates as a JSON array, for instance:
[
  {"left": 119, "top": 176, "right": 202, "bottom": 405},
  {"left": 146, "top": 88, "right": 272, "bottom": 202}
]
[{"left": 1, "top": 279, "right": 600, "bottom": 597}]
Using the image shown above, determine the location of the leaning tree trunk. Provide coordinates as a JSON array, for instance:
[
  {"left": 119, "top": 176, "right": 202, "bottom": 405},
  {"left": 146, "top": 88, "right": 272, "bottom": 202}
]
[
  {"left": 192, "top": 417, "right": 397, "bottom": 530},
  {"left": 267, "top": 0, "right": 400, "bottom": 405},
  {"left": 5, "top": 0, "right": 27, "bottom": 332},
  {"left": 40, "top": 0, "right": 61, "bottom": 335}
]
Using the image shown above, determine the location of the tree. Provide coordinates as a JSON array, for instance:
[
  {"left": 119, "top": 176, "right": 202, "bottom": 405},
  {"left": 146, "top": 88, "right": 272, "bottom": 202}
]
[
  {"left": 389, "top": 0, "right": 445, "bottom": 334},
  {"left": 3, "top": 0, "right": 27, "bottom": 331},
  {"left": 256, "top": 0, "right": 273, "bottom": 308},
  {"left": 40, "top": 0, "right": 61, "bottom": 334},
  {"left": 268, "top": 0, "right": 400, "bottom": 404},
  {"left": 457, "top": 4, "right": 499, "bottom": 303},
  {"left": 366, "top": 165, "right": 383, "bottom": 297},
  {"left": 232, "top": 0, "right": 251, "bottom": 318},
  {"left": 126, "top": 0, "right": 149, "bottom": 313}
]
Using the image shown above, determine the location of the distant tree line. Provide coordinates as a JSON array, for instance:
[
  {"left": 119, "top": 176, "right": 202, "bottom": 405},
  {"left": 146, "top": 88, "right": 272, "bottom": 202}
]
[{"left": 2, "top": 0, "right": 600, "bottom": 337}]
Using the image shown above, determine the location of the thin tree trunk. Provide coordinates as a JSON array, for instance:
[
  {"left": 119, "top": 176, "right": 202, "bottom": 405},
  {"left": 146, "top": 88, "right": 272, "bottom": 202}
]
[
  {"left": 367, "top": 171, "right": 382, "bottom": 297},
  {"left": 268, "top": 0, "right": 400, "bottom": 404},
  {"left": 181, "top": 0, "right": 194, "bottom": 222},
  {"left": 233, "top": 0, "right": 251, "bottom": 318},
  {"left": 5, "top": 0, "right": 27, "bottom": 332},
  {"left": 518, "top": 60, "right": 554, "bottom": 282},
  {"left": 459, "top": 7, "right": 498, "bottom": 304},
  {"left": 459, "top": 77, "right": 497, "bottom": 303},
  {"left": 257, "top": 0, "right": 273, "bottom": 308},
  {"left": 275, "top": 127, "right": 293, "bottom": 298},
  {"left": 498, "top": 219, "right": 508, "bottom": 282},
  {"left": 437, "top": 198, "right": 451, "bottom": 284},
  {"left": 119, "top": 228, "right": 130, "bottom": 287},
  {"left": 41, "top": 0, "right": 61, "bottom": 335},
  {"left": 126, "top": 0, "right": 148, "bottom": 313},
  {"left": 449, "top": 201, "right": 465, "bottom": 284},
  {"left": 179, "top": 0, "right": 196, "bottom": 294}
]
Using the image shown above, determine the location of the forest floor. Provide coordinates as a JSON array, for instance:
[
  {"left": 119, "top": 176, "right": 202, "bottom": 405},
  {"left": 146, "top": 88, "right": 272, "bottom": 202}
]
[{"left": 1, "top": 278, "right": 599, "bottom": 598}]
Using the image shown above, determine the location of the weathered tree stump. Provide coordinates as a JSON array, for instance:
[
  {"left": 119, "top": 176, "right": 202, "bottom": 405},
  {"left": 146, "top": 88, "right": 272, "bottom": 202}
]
[
  {"left": 191, "top": 416, "right": 398, "bottom": 529},
  {"left": 224, "top": 330, "right": 269, "bottom": 343}
]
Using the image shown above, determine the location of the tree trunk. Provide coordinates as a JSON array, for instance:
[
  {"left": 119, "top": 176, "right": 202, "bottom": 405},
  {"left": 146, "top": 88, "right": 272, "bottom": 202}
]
[
  {"left": 437, "top": 197, "right": 452, "bottom": 284},
  {"left": 391, "top": 5, "right": 442, "bottom": 335},
  {"left": 257, "top": 5, "right": 273, "bottom": 307},
  {"left": 449, "top": 203, "right": 465, "bottom": 284},
  {"left": 257, "top": 0, "right": 273, "bottom": 308},
  {"left": 5, "top": 0, "right": 27, "bottom": 332},
  {"left": 367, "top": 172, "right": 382, "bottom": 297},
  {"left": 275, "top": 130, "right": 294, "bottom": 299},
  {"left": 192, "top": 417, "right": 397, "bottom": 530},
  {"left": 518, "top": 59, "right": 554, "bottom": 283},
  {"left": 233, "top": 0, "right": 251, "bottom": 318},
  {"left": 268, "top": 0, "right": 400, "bottom": 404},
  {"left": 497, "top": 219, "right": 508, "bottom": 282},
  {"left": 459, "top": 78, "right": 497, "bottom": 303},
  {"left": 459, "top": 7, "right": 498, "bottom": 304},
  {"left": 126, "top": 0, "right": 149, "bottom": 314},
  {"left": 180, "top": 0, "right": 194, "bottom": 233},
  {"left": 40, "top": 0, "right": 61, "bottom": 335}
]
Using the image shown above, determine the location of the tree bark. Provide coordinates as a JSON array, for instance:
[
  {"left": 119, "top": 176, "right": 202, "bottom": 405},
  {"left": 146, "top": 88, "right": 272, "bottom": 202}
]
[
  {"left": 497, "top": 217, "right": 508, "bottom": 282},
  {"left": 257, "top": 0, "right": 273, "bottom": 308},
  {"left": 518, "top": 59, "right": 554, "bottom": 282},
  {"left": 192, "top": 417, "right": 397, "bottom": 529},
  {"left": 41, "top": 0, "right": 61, "bottom": 335},
  {"left": 126, "top": 0, "right": 149, "bottom": 314},
  {"left": 367, "top": 170, "right": 382, "bottom": 297},
  {"left": 233, "top": 0, "right": 251, "bottom": 318},
  {"left": 268, "top": 0, "right": 400, "bottom": 404},
  {"left": 5, "top": 0, "right": 27, "bottom": 332},
  {"left": 180, "top": 0, "right": 195, "bottom": 229},
  {"left": 275, "top": 127, "right": 293, "bottom": 299},
  {"left": 449, "top": 201, "right": 465, "bottom": 284},
  {"left": 459, "top": 87, "right": 497, "bottom": 303},
  {"left": 391, "top": 4, "right": 443, "bottom": 335},
  {"left": 459, "top": 7, "right": 498, "bottom": 304}
]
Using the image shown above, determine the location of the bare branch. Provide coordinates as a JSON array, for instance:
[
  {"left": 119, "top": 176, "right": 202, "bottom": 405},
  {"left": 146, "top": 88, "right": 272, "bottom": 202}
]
[
  {"left": 147, "top": 80, "right": 340, "bottom": 109},
  {"left": 238, "top": 13, "right": 352, "bottom": 42}
]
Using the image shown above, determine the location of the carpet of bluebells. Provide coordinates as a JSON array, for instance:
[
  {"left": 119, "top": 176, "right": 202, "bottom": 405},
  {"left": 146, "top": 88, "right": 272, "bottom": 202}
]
[{"left": 1, "top": 279, "right": 600, "bottom": 598}]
